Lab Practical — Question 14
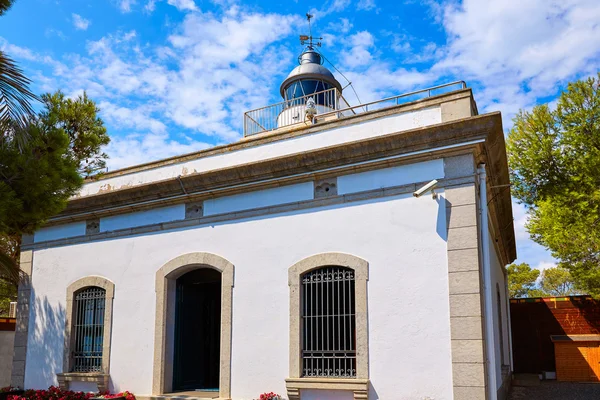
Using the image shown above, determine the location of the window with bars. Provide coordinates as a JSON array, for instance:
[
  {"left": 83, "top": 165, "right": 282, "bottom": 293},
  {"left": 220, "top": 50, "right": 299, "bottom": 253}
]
[
  {"left": 72, "top": 287, "right": 106, "bottom": 372},
  {"left": 301, "top": 266, "right": 356, "bottom": 378}
]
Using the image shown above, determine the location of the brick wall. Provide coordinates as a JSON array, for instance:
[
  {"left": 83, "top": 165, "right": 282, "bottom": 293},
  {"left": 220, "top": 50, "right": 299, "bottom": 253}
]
[{"left": 510, "top": 296, "right": 600, "bottom": 373}]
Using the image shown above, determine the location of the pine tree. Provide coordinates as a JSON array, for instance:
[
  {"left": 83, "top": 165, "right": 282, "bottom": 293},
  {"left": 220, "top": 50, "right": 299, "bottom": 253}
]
[{"left": 507, "top": 74, "right": 600, "bottom": 297}]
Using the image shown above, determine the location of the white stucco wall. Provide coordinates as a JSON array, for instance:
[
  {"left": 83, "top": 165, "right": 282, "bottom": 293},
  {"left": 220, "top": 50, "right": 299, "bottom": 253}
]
[
  {"left": 0, "top": 330, "right": 15, "bottom": 387},
  {"left": 78, "top": 106, "right": 442, "bottom": 198},
  {"left": 25, "top": 189, "right": 453, "bottom": 399},
  {"left": 489, "top": 230, "right": 511, "bottom": 388}
]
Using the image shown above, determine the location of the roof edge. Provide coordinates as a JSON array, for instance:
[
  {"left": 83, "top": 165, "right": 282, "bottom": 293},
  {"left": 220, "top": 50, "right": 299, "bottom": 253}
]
[{"left": 87, "top": 88, "right": 474, "bottom": 183}]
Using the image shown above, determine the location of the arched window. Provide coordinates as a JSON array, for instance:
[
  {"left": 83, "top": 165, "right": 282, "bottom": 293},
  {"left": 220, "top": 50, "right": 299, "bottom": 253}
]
[
  {"left": 58, "top": 276, "right": 114, "bottom": 393},
  {"left": 301, "top": 266, "right": 356, "bottom": 377},
  {"left": 287, "top": 253, "right": 369, "bottom": 400},
  {"left": 72, "top": 287, "right": 106, "bottom": 372}
]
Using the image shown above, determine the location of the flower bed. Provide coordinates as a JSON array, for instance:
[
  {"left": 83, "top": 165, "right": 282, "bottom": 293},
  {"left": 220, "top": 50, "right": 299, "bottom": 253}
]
[
  {"left": 0, "top": 387, "right": 24, "bottom": 400},
  {"left": 2, "top": 386, "right": 135, "bottom": 400},
  {"left": 92, "top": 391, "right": 135, "bottom": 400}
]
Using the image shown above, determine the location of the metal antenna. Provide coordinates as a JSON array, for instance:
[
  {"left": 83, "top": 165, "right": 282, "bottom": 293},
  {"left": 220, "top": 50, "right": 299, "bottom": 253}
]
[{"left": 300, "top": 13, "right": 322, "bottom": 49}]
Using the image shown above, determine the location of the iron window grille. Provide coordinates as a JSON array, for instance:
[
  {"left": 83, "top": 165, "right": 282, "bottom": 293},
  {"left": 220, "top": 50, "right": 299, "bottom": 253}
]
[
  {"left": 301, "top": 266, "right": 356, "bottom": 378},
  {"left": 72, "top": 287, "right": 106, "bottom": 372}
]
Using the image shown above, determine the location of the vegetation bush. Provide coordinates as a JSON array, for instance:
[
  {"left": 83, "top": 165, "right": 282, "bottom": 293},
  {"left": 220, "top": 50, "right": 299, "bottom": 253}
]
[{"left": 2, "top": 386, "right": 135, "bottom": 400}]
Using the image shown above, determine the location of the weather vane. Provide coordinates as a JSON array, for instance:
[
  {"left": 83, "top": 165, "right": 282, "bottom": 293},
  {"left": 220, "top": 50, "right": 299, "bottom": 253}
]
[{"left": 299, "top": 13, "right": 322, "bottom": 49}]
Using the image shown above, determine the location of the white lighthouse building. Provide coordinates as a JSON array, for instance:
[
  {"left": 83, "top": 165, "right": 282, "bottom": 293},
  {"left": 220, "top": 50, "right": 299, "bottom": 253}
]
[{"left": 12, "top": 33, "right": 516, "bottom": 400}]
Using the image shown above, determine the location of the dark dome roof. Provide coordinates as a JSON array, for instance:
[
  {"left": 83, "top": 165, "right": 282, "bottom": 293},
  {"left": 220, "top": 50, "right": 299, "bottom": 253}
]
[{"left": 279, "top": 50, "right": 342, "bottom": 97}]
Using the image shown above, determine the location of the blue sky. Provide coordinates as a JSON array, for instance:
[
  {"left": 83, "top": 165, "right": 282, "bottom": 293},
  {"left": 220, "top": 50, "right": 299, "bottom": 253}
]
[{"left": 1, "top": 0, "right": 599, "bottom": 270}]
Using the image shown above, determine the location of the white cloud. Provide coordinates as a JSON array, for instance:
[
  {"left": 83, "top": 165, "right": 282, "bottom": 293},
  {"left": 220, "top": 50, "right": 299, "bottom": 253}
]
[
  {"left": 340, "top": 31, "right": 375, "bottom": 67},
  {"left": 144, "top": 0, "right": 156, "bottom": 12},
  {"left": 432, "top": 0, "right": 600, "bottom": 119},
  {"left": 105, "top": 132, "right": 211, "bottom": 170},
  {"left": 330, "top": 0, "right": 351, "bottom": 12},
  {"left": 327, "top": 29, "right": 433, "bottom": 104},
  {"left": 144, "top": 0, "right": 198, "bottom": 12},
  {"left": 357, "top": 0, "right": 376, "bottom": 11},
  {"left": 122, "top": 30, "right": 137, "bottom": 41},
  {"left": 0, "top": 38, "right": 39, "bottom": 61},
  {"left": 45, "top": 29, "right": 67, "bottom": 40},
  {"left": 310, "top": 0, "right": 351, "bottom": 19},
  {"left": 118, "top": 0, "right": 135, "bottom": 13},
  {"left": 535, "top": 261, "right": 557, "bottom": 272},
  {"left": 512, "top": 200, "right": 530, "bottom": 241},
  {"left": 167, "top": 0, "right": 198, "bottom": 11},
  {"left": 98, "top": 101, "right": 167, "bottom": 134},
  {"left": 511, "top": 200, "right": 557, "bottom": 270},
  {"left": 72, "top": 14, "right": 91, "bottom": 30},
  {"left": 328, "top": 18, "right": 353, "bottom": 34},
  {"left": 3, "top": 10, "right": 303, "bottom": 167}
]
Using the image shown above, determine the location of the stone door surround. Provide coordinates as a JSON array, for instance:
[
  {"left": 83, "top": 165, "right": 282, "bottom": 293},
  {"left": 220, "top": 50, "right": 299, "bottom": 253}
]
[{"left": 153, "top": 253, "right": 234, "bottom": 400}]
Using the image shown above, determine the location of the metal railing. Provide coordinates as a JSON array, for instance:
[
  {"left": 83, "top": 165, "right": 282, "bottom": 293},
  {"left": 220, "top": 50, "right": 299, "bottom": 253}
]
[
  {"left": 243, "top": 81, "right": 467, "bottom": 137},
  {"left": 301, "top": 266, "right": 356, "bottom": 378},
  {"left": 244, "top": 87, "right": 340, "bottom": 136},
  {"left": 72, "top": 286, "right": 105, "bottom": 372}
]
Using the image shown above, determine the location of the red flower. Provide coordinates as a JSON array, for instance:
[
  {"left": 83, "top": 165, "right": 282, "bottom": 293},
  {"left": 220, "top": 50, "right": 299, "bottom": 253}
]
[
  {"left": 258, "top": 392, "right": 280, "bottom": 400},
  {"left": 6, "top": 386, "right": 136, "bottom": 400}
]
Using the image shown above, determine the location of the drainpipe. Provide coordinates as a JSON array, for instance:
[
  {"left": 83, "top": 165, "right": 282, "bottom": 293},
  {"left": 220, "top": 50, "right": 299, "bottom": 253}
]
[
  {"left": 506, "top": 281, "right": 514, "bottom": 371},
  {"left": 478, "top": 164, "right": 497, "bottom": 400}
]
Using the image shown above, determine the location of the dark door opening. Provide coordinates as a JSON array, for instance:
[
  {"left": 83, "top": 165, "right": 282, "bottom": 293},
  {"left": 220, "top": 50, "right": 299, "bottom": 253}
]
[{"left": 173, "top": 268, "right": 221, "bottom": 392}]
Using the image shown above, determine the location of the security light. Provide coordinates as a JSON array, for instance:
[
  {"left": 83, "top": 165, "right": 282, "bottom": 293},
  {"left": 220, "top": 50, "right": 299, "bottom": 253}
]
[{"left": 413, "top": 179, "right": 438, "bottom": 199}]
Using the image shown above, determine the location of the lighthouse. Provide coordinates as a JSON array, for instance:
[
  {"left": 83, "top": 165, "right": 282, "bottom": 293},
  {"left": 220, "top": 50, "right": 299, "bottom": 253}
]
[{"left": 276, "top": 15, "right": 342, "bottom": 127}]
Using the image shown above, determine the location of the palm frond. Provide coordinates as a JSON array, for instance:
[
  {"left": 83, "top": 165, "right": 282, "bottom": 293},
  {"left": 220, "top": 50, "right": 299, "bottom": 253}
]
[
  {"left": 0, "top": 249, "right": 19, "bottom": 284},
  {"left": 0, "top": 51, "right": 39, "bottom": 129},
  {"left": 0, "top": 0, "right": 14, "bottom": 16}
]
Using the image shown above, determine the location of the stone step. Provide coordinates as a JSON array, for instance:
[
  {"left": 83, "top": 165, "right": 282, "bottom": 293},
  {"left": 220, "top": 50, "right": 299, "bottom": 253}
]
[
  {"left": 138, "top": 391, "right": 219, "bottom": 400},
  {"left": 512, "top": 373, "right": 541, "bottom": 387}
]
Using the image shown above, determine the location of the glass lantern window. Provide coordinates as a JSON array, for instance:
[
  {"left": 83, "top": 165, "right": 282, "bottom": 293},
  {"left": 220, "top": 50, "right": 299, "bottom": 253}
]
[{"left": 284, "top": 80, "right": 334, "bottom": 107}]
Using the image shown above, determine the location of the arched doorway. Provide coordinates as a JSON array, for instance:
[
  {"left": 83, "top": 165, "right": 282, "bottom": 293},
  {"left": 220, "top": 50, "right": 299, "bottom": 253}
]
[
  {"left": 173, "top": 268, "right": 222, "bottom": 392},
  {"left": 153, "top": 253, "right": 234, "bottom": 398}
]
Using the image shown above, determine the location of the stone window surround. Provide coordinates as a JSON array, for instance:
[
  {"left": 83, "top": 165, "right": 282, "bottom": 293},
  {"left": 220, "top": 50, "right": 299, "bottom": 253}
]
[
  {"left": 153, "top": 253, "right": 234, "bottom": 400},
  {"left": 287, "top": 253, "right": 369, "bottom": 400},
  {"left": 57, "top": 276, "right": 115, "bottom": 392}
]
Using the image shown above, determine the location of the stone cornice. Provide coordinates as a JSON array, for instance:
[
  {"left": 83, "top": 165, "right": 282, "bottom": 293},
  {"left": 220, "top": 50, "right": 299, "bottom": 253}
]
[
  {"left": 43, "top": 110, "right": 516, "bottom": 265},
  {"left": 55, "top": 112, "right": 498, "bottom": 221},
  {"left": 23, "top": 176, "right": 477, "bottom": 251}
]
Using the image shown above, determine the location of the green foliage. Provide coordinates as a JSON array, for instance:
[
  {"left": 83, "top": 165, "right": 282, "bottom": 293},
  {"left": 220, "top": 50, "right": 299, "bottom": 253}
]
[
  {"left": 38, "top": 92, "right": 109, "bottom": 176},
  {"left": 0, "top": 121, "right": 82, "bottom": 234},
  {"left": 507, "top": 263, "right": 540, "bottom": 298},
  {"left": 507, "top": 263, "right": 579, "bottom": 298},
  {"left": 0, "top": 277, "right": 16, "bottom": 316},
  {"left": 0, "top": 91, "right": 108, "bottom": 281},
  {"left": 540, "top": 266, "right": 578, "bottom": 296},
  {"left": 0, "top": 235, "right": 18, "bottom": 311},
  {"left": 507, "top": 73, "right": 600, "bottom": 297}
]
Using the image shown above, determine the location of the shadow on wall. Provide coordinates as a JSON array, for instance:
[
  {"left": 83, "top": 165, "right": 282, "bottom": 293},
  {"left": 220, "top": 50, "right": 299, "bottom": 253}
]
[
  {"left": 438, "top": 196, "right": 450, "bottom": 242},
  {"left": 510, "top": 296, "right": 600, "bottom": 376},
  {"left": 368, "top": 382, "right": 379, "bottom": 399},
  {"left": 572, "top": 297, "right": 600, "bottom": 336},
  {"left": 26, "top": 290, "right": 66, "bottom": 389},
  {"left": 511, "top": 298, "right": 566, "bottom": 374}
]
